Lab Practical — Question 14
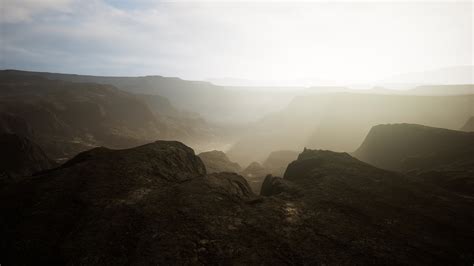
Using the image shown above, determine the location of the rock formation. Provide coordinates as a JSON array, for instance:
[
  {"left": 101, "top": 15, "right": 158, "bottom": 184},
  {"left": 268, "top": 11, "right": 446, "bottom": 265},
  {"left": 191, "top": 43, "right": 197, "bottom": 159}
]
[{"left": 198, "top": 150, "right": 241, "bottom": 173}]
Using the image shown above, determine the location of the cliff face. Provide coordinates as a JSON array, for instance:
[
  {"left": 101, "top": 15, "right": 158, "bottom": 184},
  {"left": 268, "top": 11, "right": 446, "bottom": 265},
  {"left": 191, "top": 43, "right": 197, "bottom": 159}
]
[
  {"left": 353, "top": 123, "right": 474, "bottom": 171},
  {"left": 0, "top": 133, "right": 55, "bottom": 182},
  {"left": 353, "top": 124, "right": 474, "bottom": 195},
  {"left": 0, "top": 73, "right": 168, "bottom": 159},
  {"left": 227, "top": 93, "right": 474, "bottom": 166}
]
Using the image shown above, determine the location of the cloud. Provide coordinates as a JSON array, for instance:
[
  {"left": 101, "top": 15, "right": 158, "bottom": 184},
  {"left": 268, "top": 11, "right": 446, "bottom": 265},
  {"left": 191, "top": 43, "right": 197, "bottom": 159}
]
[
  {"left": 0, "top": 1, "right": 472, "bottom": 83},
  {"left": 0, "top": 0, "right": 75, "bottom": 23}
]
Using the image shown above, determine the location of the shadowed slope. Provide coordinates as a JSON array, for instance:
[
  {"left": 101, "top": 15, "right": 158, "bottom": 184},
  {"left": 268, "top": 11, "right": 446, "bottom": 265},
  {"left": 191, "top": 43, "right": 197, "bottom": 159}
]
[
  {"left": 353, "top": 124, "right": 474, "bottom": 195},
  {"left": 0, "top": 133, "right": 55, "bottom": 182}
]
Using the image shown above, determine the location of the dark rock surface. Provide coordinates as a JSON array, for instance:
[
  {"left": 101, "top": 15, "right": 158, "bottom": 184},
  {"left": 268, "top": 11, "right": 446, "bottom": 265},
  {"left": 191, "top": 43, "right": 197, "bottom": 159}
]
[
  {"left": 0, "top": 71, "right": 223, "bottom": 161},
  {"left": 0, "top": 72, "right": 166, "bottom": 160},
  {"left": 275, "top": 148, "right": 474, "bottom": 265},
  {"left": 1, "top": 142, "right": 473, "bottom": 265},
  {"left": 353, "top": 123, "right": 474, "bottom": 195},
  {"left": 260, "top": 174, "right": 302, "bottom": 198},
  {"left": 0, "top": 133, "right": 55, "bottom": 182},
  {"left": 198, "top": 150, "right": 241, "bottom": 173},
  {"left": 353, "top": 123, "right": 474, "bottom": 171},
  {"left": 0, "top": 141, "right": 262, "bottom": 265}
]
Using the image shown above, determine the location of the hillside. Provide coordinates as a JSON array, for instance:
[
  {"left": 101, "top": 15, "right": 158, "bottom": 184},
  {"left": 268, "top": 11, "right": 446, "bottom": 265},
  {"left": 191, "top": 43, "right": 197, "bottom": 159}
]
[
  {"left": 263, "top": 148, "right": 474, "bottom": 264},
  {"left": 0, "top": 72, "right": 216, "bottom": 160},
  {"left": 228, "top": 93, "right": 474, "bottom": 165},
  {"left": 0, "top": 141, "right": 263, "bottom": 264},
  {"left": 1, "top": 70, "right": 297, "bottom": 124},
  {"left": 353, "top": 124, "right": 474, "bottom": 195},
  {"left": 198, "top": 150, "right": 241, "bottom": 173},
  {"left": 354, "top": 124, "right": 474, "bottom": 170},
  {"left": 0, "top": 134, "right": 55, "bottom": 182},
  {"left": 461, "top": 116, "right": 474, "bottom": 131},
  {"left": 1, "top": 141, "right": 473, "bottom": 264}
]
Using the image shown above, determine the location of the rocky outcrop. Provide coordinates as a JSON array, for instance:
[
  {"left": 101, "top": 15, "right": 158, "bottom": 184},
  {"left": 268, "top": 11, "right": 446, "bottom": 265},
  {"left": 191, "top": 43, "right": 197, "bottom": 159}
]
[
  {"left": 227, "top": 93, "right": 474, "bottom": 165},
  {"left": 353, "top": 123, "right": 474, "bottom": 171},
  {"left": 1, "top": 142, "right": 473, "bottom": 265},
  {"left": 0, "top": 141, "right": 262, "bottom": 265},
  {"left": 269, "top": 148, "right": 474, "bottom": 264},
  {"left": 353, "top": 124, "right": 474, "bottom": 195},
  {"left": 198, "top": 150, "right": 241, "bottom": 173},
  {"left": 0, "top": 133, "right": 55, "bottom": 182}
]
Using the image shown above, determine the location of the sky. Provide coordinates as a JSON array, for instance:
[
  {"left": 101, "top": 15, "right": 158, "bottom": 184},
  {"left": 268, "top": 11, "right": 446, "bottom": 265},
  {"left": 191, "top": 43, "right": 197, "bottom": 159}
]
[{"left": 0, "top": 0, "right": 472, "bottom": 85}]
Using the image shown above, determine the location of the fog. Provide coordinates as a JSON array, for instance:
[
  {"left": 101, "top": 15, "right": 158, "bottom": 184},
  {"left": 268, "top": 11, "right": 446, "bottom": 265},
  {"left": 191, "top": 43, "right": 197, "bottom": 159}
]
[{"left": 2, "top": 1, "right": 474, "bottom": 264}]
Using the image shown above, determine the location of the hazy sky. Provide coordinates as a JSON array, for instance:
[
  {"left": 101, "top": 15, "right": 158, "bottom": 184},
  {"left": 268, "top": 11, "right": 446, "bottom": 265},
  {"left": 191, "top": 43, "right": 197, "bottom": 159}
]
[{"left": 0, "top": 0, "right": 472, "bottom": 84}]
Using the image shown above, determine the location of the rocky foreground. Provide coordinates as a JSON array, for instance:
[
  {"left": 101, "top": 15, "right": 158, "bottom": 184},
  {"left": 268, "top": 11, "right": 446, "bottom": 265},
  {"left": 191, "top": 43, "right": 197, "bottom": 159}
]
[{"left": 1, "top": 141, "right": 473, "bottom": 265}]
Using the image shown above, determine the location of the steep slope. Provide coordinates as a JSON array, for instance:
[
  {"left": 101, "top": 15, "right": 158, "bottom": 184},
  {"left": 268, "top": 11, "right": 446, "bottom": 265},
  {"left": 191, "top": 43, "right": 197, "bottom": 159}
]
[
  {"left": 0, "top": 73, "right": 168, "bottom": 159},
  {"left": 262, "top": 150, "right": 299, "bottom": 176},
  {"left": 353, "top": 124, "right": 474, "bottom": 171},
  {"left": 198, "top": 150, "right": 241, "bottom": 173},
  {"left": 136, "top": 93, "right": 221, "bottom": 148},
  {"left": 0, "top": 133, "right": 55, "bottom": 182},
  {"left": 461, "top": 116, "right": 474, "bottom": 131},
  {"left": 228, "top": 93, "right": 474, "bottom": 165},
  {"left": 263, "top": 149, "right": 474, "bottom": 264},
  {"left": 2, "top": 69, "right": 297, "bottom": 124},
  {"left": 353, "top": 123, "right": 474, "bottom": 195}
]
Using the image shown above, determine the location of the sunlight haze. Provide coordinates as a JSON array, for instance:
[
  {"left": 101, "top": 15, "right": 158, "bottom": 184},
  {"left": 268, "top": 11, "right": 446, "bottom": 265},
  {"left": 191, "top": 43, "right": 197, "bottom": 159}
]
[{"left": 1, "top": 0, "right": 472, "bottom": 86}]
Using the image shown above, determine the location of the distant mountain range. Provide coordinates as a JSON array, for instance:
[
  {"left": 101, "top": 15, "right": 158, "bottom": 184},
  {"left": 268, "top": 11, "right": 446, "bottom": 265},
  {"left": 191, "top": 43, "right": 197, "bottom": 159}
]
[
  {"left": 1, "top": 67, "right": 474, "bottom": 265},
  {"left": 0, "top": 71, "right": 218, "bottom": 160},
  {"left": 1, "top": 70, "right": 298, "bottom": 124},
  {"left": 1, "top": 69, "right": 473, "bottom": 166},
  {"left": 227, "top": 92, "right": 474, "bottom": 165},
  {"left": 209, "top": 66, "right": 474, "bottom": 88}
]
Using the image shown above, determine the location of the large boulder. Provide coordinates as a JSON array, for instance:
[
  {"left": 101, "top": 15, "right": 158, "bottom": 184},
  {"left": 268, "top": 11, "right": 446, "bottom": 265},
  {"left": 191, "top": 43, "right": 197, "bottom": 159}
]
[
  {"left": 0, "top": 141, "right": 280, "bottom": 265},
  {"left": 260, "top": 174, "right": 302, "bottom": 198}
]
